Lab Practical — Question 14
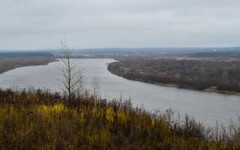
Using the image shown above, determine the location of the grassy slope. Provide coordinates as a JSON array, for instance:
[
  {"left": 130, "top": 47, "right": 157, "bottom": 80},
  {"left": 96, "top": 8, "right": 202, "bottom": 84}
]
[{"left": 0, "top": 89, "right": 239, "bottom": 149}]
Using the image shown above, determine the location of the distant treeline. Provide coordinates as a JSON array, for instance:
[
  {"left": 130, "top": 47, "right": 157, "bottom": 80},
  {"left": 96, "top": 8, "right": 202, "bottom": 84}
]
[
  {"left": 0, "top": 57, "right": 55, "bottom": 74},
  {"left": 0, "top": 88, "right": 239, "bottom": 149},
  {"left": 69, "top": 47, "right": 240, "bottom": 57},
  {"left": 0, "top": 52, "right": 55, "bottom": 58},
  {"left": 108, "top": 57, "right": 240, "bottom": 93},
  {"left": 190, "top": 51, "right": 240, "bottom": 58}
]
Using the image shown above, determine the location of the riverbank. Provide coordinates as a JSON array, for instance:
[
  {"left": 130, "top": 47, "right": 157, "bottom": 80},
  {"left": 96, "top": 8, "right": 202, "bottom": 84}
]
[
  {"left": 109, "top": 68, "right": 240, "bottom": 96},
  {"left": 204, "top": 86, "right": 240, "bottom": 96},
  {"left": 108, "top": 59, "right": 240, "bottom": 96}
]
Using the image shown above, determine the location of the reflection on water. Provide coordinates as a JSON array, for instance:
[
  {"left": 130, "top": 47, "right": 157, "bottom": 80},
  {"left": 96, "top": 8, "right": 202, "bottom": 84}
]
[{"left": 0, "top": 58, "right": 239, "bottom": 127}]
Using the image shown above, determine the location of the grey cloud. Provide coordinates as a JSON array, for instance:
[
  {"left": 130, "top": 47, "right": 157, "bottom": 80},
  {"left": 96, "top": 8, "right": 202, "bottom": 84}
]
[{"left": 0, "top": 0, "right": 239, "bottom": 49}]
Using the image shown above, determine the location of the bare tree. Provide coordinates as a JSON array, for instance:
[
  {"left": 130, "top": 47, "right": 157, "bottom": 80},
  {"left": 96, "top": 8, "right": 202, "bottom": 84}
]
[
  {"left": 58, "top": 40, "right": 84, "bottom": 101},
  {"left": 91, "top": 76, "right": 100, "bottom": 99}
]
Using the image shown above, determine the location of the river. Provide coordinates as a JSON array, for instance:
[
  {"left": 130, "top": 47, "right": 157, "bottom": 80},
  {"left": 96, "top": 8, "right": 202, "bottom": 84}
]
[{"left": 0, "top": 58, "right": 239, "bottom": 127}]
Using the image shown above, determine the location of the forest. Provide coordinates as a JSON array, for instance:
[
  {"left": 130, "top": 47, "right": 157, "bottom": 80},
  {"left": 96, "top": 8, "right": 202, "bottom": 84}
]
[
  {"left": 0, "top": 57, "right": 55, "bottom": 74},
  {"left": 0, "top": 52, "right": 55, "bottom": 58},
  {"left": 108, "top": 57, "right": 240, "bottom": 94},
  {"left": 0, "top": 88, "right": 239, "bottom": 149},
  {"left": 0, "top": 52, "right": 55, "bottom": 73},
  {"left": 189, "top": 51, "right": 240, "bottom": 58}
]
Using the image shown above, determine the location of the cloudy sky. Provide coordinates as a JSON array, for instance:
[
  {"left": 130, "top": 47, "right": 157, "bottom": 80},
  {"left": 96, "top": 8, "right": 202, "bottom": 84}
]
[{"left": 0, "top": 0, "right": 240, "bottom": 50}]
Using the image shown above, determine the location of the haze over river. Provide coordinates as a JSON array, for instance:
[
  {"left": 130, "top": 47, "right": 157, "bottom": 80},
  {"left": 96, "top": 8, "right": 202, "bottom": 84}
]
[{"left": 0, "top": 59, "right": 239, "bottom": 127}]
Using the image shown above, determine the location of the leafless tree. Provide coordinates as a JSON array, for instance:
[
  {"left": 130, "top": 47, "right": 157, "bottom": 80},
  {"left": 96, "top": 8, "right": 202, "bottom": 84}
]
[
  {"left": 91, "top": 76, "right": 100, "bottom": 99},
  {"left": 58, "top": 40, "right": 84, "bottom": 101}
]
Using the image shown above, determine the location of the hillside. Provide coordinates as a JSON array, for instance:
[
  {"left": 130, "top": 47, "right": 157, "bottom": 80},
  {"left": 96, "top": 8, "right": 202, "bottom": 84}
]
[{"left": 0, "top": 88, "right": 239, "bottom": 149}]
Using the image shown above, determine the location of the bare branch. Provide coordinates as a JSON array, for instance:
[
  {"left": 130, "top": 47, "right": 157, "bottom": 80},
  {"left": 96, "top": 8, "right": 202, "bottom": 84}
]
[{"left": 57, "top": 40, "right": 85, "bottom": 101}]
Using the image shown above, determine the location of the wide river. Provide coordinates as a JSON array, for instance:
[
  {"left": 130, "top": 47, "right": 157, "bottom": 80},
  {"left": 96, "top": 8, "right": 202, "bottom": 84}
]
[{"left": 0, "top": 59, "right": 239, "bottom": 127}]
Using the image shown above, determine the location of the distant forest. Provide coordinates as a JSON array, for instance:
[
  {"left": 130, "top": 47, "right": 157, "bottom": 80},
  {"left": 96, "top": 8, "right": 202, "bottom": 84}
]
[
  {"left": 0, "top": 52, "right": 55, "bottom": 58},
  {"left": 0, "top": 52, "right": 55, "bottom": 73},
  {"left": 108, "top": 57, "right": 240, "bottom": 93},
  {"left": 190, "top": 51, "right": 240, "bottom": 58}
]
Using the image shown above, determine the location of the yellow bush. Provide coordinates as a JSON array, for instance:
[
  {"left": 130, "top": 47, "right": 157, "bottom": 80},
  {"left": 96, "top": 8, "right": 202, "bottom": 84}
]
[{"left": 106, "top": 107, "right": 114, "bottom": 122}]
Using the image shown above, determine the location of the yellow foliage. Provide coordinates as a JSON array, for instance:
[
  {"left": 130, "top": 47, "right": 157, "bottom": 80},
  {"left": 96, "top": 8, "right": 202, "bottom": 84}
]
[
  {"left": 52, "top": 104, "right": 65, "bottom": 113},
  {"left": 106, "top": 107, "right": 114, "bottom": 122},
  {"left": 37, "top": 104, "right": 65, "bottom": 114},
  {"left": 92, "top": 107, "right": 99, "bottom": 117},
  {"left": 117, "top": 110, "right": 128, "bottom": 123},
  {"left": 0, "top": 89, "right": 238, "bottom": 149},
  {"left": 36, "top": 104, "right": 66, "bottom": 121},
  {"left": 151, "top": 119, "right": 155, "bottom": 127}
]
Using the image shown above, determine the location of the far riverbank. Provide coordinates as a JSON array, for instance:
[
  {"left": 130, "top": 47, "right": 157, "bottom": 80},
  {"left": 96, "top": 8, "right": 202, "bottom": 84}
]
[{"left": 108, "top": 59, "right": 240, "bottom": 96}]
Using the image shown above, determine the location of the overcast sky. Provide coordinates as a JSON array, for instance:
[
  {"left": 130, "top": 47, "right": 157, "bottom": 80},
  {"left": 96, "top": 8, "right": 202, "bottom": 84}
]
[{"left": 0, "top": 0, "right": 240, "bottom": 50}]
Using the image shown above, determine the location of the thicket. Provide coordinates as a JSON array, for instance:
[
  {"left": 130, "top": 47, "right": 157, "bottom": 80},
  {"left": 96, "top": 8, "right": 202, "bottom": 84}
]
[
  {"left": 108, "top": 57, "right": 240, "bottom": 92},
  {"left": 0, "top": 88, "right": 239, "bottom": 149}
]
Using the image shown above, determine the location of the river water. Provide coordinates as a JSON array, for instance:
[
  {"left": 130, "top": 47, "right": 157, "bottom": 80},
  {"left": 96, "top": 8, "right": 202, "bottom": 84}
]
[{"left": 0, "top": 58, "right": 239, "bottom": 127}]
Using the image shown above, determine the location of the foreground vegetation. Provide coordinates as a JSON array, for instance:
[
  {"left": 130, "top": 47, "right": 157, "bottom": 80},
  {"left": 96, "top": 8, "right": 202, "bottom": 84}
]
[
  {"left": 108, "top": 57, "right": 240, "bottom": 94},
  {"left": 0, "top": 88, "right": 239, "bottom": 149}
]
